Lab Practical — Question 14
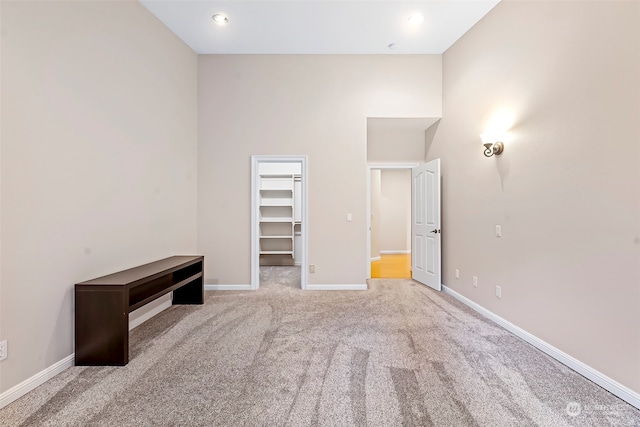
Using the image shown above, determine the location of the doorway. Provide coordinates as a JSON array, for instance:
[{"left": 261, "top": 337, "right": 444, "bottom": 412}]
[
  {"left": 251, "top": 155, "right": 308, "bottom": 290},
  {"left": 366, "top": 161, "right": 442, "bottom": 290},
  {"left": 369, "top": 167, "right": 413, "bottom": 278},
  {"left": 367, "top": 164, "right": 418, "bottom": 279}
]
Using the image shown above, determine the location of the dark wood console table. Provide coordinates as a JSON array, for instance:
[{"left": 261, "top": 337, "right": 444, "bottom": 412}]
[{"left": 75, "top": 255, "right": 204, "bottom": 366}]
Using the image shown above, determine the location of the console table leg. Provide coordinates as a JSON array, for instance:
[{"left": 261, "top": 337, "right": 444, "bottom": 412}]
[
  {"left": 173, "top": 276, "right": 204, "bottom": 304},
  {"left": 75, "top": 287, "right": 128, "bottom": 365}
]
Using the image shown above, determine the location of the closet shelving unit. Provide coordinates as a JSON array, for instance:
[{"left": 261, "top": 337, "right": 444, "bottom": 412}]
[{"left": 259, "top": 174, "right": 296, "bottom": 258}]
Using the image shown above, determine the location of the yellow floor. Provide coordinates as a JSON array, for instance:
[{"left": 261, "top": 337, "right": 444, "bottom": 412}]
[{"left": 371, "top": 253, "right": 411, "bottom": 278}]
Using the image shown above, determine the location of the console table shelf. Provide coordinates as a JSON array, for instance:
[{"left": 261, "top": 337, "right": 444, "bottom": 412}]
[{"left": 75, "top": 255, "right": 204, "bottom": 366}]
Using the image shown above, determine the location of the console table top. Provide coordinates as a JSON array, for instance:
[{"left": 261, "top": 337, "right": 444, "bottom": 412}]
[{"left": 77, "top": 255, "right": 203, "bottom": 287}]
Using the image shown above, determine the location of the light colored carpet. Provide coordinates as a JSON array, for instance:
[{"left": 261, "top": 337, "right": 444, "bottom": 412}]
[{"left": 2, "top": 272, "right": 639, "bottom": 426}]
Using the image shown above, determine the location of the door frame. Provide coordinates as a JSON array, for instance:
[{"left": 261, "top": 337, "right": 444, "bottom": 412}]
[
  {"left": 366, "top": 163, "right": 419, "bottom": 279},
  {"left": 251, "top": 155, "right": 308, "bottom": 290}
]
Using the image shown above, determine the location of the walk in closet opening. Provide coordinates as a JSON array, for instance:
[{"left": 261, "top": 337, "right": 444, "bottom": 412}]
[{"left": 251, "top": 156, "right": 308, "bottom": 290}]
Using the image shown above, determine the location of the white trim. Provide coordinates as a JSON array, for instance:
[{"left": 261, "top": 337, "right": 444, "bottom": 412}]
[
  {"left": 0, "top": 354, "right": 74, "bottom": 410},
  {"left": 306, "top": 284, "right": 368, "bottom": 291},
  {"left": 370, "top": 256, "right": 381, "bottom": 262},
  {"left": 442, "top": 285, "right": 640, "bottom": 410},
  {"left": 205, "top": 284, "right": 252, "bottom": 291},
  {"left": 251, "top": 157, "right": 259, "bottom": 290},
  {"left": 129, "top": 299, "right": 171, "bottom": 331},
  {"left": 252, "top": 155, "right": 308, "bottom": 291},
  {"left": 366, "top": 163, "right": 420, "bottom": 279},
  {"left": 380, "top": 250, "right": 411, "bottom": 254}
]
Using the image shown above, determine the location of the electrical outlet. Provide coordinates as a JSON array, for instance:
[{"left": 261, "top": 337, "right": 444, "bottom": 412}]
[
  {"left": 309, "top": 264, "right": 315, "bottom": 273},
  {"left": 455, "top": 269, "right": 460, "bottom": 279},
  {"left": 496, "top": 225, "right": 502, "bottom": 237},
  {"left": 0, "top": 340, "right": 7, "bottom": 361},
  {"left": 472, "top": 276, "right": 478, "bottom": 287},
  {"left": 496, "top": 286, "right": 502, "bottom": 299}
]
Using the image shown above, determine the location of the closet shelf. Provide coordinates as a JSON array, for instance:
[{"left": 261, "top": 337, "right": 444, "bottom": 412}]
[
  {"left": 260, "top": 218, "right": 293, "bottom": 223},
  {"left": 260, "top": 201, "right": 293, "bottom": 207}
]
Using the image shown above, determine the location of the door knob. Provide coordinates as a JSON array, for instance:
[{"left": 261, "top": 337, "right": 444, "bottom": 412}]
[{"left": 430, "top": 229, "right": 441, "bottom": 234}]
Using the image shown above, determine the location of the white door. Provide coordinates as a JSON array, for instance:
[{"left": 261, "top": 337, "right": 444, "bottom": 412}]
[{"left": 411, "top": 159, "right": 441, "bottom": 291}]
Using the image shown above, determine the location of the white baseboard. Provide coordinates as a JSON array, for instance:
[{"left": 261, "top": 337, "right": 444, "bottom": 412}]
[
  {"left": 380, "top": 250, "right": 411, "bottom": 254},
  {"left": 205, "top": 284, "right": 252, "bottom": 291},
  {"left": 0, "top": 353, "right": 75, "bottom": 410},
  {"left": 370, "top": 256, "right": 381, "bottom": 262},
  {"left": 207, "top": 284, "right": 369, "bottom": 291},
  {"left": 306, "top": 284, "right": 368, "bottom": 291},
  {"left": 442, "top": 285, "right": 640, "bottom": 410},
  {"left": 129, "top": 299, "right": 171, "bottom": 331}
]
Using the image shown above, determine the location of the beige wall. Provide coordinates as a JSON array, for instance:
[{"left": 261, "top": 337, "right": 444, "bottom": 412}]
[
  {"left": 0, "top": 0, "right": 198, "bottom": 393},
  {"left": 198, "top": 55, "right": 441, "bottom": 285},
  {"left": 428, "top": 0, "right": 640, "bottom": 394},
  {"left": 0, "top": 0, "right": 3, "bottom": 392},
  {"left": 379, "top": 169, "right": 411, "bottom": 253},
  {"left": 367, "top": 118, "right": 436, "bottom": 163},
  {"left": 370, "top": 170, "right": 381, "bottom": 260}
]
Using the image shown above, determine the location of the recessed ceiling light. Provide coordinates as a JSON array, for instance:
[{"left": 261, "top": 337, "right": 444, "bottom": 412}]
[
  {"left": 408, "top": 13, "right": 424, "bottom": 25},
  {"left": 212, "top": 13, "right": 229, "bottom": 25}
]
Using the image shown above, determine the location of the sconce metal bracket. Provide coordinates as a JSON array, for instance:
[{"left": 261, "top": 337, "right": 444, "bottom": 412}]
[{"left": 483, "top": 141, "right": 504, "bottom": 157}]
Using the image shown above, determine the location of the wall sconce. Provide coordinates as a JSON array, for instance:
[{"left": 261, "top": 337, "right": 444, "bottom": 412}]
[{"left": 480, "top": 133, "right": 504, "bottom": 157}]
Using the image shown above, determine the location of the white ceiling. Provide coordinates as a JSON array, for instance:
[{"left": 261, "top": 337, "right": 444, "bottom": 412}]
[{"left": 140, "top": 0, "right": 500, "bottom": 55}]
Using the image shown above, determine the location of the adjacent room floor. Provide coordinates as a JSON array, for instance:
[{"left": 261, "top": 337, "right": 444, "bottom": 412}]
[{"left": 371, "top": 253, "right": 411, "bottom": 278}]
